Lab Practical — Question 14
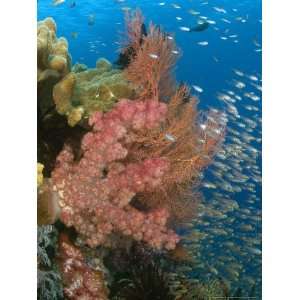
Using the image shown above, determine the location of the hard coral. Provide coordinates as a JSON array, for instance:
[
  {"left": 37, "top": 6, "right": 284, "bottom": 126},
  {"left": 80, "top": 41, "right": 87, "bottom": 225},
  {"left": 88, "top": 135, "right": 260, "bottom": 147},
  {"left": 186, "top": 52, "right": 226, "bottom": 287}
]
[
  {"left": 51, "top": 99, "right": 180, "bottom": 250},
  {"left": 53, "top": 58, "right": 136, "bottom": 126},
  {"left": 58, "top": 233, "right": 108, "bottom": 300}
]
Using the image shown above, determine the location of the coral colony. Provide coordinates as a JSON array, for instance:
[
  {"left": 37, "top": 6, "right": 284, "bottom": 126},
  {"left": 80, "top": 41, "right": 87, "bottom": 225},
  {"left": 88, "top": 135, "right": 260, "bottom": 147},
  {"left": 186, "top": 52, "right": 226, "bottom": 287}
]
[
  {"left": 37, "top": 10, "right": 225, "bottom": 299},
  {"left": 52, "top": 99, "right": 179, "bottom": 250}
]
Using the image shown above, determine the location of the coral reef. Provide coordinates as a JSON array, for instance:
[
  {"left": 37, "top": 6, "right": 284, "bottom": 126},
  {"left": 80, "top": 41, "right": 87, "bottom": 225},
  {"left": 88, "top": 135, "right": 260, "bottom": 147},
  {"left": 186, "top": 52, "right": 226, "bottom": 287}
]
[
  {"left": 53, "top": 58, "right": 136, "bottom": 126},
  {"left": 58, "top": 233, "right": 108, "bottom": 299},
  {"left": 51, "top": 99, "right": 179, "bottom": 249},
  {"left": 37, "top": 10, "right": 226, "bottom": 299}
]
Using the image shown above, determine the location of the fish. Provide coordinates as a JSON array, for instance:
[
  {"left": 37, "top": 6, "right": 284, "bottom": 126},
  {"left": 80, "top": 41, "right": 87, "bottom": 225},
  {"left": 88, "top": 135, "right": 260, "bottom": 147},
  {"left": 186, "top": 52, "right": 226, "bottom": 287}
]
[
  {"left": 202, "top": 182, "right": 217, "bottom": 189},
  {"left": 248, "top": 75, "right": 259, "bottom": 81},
  {"left": 121, "top": 6, "right": 131, "bottom": 12},
  {"left": 192, "top": 85, "right": 203, "bottom": 93},
  {"left": 217, "top": 93, "right": 232, "bottom": 102},
  {"left": 188, "top": 9, "right": 200, "bottom": 15},
  {"left": 212, "top": 56, "right": 219, "bottom": 63},
  {"left": 158, "top": 2, "right": 166, "bottom": 6},
  {"left": 88, "top": 14, "right": 95, "bottom": 26},
  {"left": 234, "top": 80, "right": 246, "bottom": 89},
  {"left": 253, "top": 39, "right": 261, "bottom": 47},
  {"left": 190, "top": 21, "right": 209, "bottom": 32},
  {"left": 165, "top": 133, "right": 176, "bottom": 142},
  {"left": 221, "top": 18, "right": 231, "bottom": 24},
  {"left": 199, "top": 124, "right": 207, "bottom": 130},
  {"left": 70, "top": 32, "right": 78, "bottom": 39},
  {"left": 233, "top": 69, "right": 244, "bottom": 76},
  {"left": 52, "top": 0, "right": 65, "bottom": 6},
  {"left": 149, "top": 53, "right": 159, "bottom": 59},
  {"left": 172, "top": 50, "right": 179, "bottom": 54},
  {"left": 176, "top": 16, "right": 182, "bottom": 21},
  {"left": 250, "top": 82, "right": 262, "bottom": 91},
  {"left": 171, "top": 3, "right": 181, "bottom": 9},
  {"left": 197, "top": 41, "right": 209, "bottom": 46},
  {"left": 213, "top": 7, "right": 227, "bottom": 13},
  {"left": 207, "top": 20, "right": 216, "bottom": 25},
  {"left": 179, "top": 26, "right": 190, "bottom": 32}
]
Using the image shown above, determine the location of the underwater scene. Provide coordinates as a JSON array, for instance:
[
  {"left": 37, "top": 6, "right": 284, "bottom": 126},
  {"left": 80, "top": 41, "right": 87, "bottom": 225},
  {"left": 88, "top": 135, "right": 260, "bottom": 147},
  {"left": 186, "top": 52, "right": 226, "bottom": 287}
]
[{"left": 37, "top": 0, "right": 262, "bottom": 299}]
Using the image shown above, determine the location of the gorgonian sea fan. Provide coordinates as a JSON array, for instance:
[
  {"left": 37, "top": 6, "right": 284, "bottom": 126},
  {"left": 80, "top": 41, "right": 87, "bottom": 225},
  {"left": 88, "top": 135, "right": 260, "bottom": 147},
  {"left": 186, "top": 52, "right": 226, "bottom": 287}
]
[{"left": 123, "top": 11, "right": 179, "bottom": 101}]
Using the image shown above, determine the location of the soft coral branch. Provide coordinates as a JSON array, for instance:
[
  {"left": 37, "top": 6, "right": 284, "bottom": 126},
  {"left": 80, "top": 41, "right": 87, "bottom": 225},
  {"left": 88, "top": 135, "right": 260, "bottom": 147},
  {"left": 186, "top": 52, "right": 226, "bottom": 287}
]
[
  {"left": 51, "top": 99, "right": 179, "bottom": 249},
  {"left": 58, "top": 233, "right": 108, "bottom": 299}
]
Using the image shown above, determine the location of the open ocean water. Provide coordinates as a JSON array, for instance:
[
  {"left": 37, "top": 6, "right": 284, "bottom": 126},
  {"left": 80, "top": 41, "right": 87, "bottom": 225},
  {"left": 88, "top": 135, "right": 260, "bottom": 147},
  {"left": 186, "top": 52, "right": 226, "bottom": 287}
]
[{"left": 38, "top": 0, "right": 262, "bottom": 298}]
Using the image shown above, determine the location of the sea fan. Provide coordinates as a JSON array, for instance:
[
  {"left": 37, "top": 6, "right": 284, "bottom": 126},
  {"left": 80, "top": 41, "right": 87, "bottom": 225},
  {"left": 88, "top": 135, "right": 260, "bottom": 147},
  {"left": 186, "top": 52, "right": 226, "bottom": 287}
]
[
  {"left": 121, "top": 10, "right": 178, "bottom": 101},
  {"left": 128, "top": 85, "right": 226, "bottom": 223}
]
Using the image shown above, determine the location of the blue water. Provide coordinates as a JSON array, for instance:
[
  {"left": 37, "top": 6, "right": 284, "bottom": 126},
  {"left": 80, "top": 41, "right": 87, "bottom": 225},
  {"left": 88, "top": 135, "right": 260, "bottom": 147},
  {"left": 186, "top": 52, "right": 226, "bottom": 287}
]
[
  {"left": 38, "top": 0, "right": 262, "bottom": 297},
  {"left": 38, "top": 0, "right": 261, "bottom": 107}
]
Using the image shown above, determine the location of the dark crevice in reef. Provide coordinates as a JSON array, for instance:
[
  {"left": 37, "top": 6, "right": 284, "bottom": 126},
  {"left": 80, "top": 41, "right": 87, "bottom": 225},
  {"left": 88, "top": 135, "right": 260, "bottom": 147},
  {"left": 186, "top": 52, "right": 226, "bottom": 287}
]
[{"left": 37, "top": 98, "right": 88, "bottom": 177}]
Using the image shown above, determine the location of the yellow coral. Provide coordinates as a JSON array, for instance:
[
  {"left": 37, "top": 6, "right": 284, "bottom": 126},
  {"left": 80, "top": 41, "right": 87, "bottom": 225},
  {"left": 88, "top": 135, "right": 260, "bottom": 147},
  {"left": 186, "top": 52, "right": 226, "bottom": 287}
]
[
  {"left": 37, "top": 163, "right": 44, "bottom": 188},
  {"left": 37, "top": 17, "right": 71, "bottom": 80},
  {"left": 67, "top": 106, "right": 85, "bottom": 127},
  {"left": 53, "top": 72, "right": 76, "bottom": 114},
  {"left": 52, "top": 62, "right": 135, "bottom": 126}
]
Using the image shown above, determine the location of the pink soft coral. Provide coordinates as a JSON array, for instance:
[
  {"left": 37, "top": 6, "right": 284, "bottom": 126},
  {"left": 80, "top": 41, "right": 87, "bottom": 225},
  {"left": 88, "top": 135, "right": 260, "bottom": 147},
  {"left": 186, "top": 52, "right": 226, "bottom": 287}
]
[
  {"left": 58, "top": 233, "right": 109, "bottom": 300},
  {"left": 51, "top": 99, "right": 179, "bottom": 250}
]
